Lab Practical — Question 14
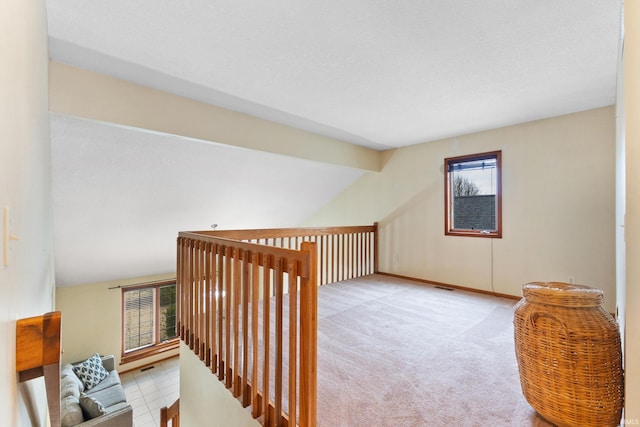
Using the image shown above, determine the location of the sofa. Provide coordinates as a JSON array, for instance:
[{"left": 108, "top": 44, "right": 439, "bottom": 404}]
[{"left": 60, "top": 354, "right": 133, "bottom": 427}]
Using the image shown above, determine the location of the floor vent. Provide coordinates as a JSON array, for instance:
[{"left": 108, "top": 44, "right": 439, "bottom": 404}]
[
  {"left": 141, "top": 366, "right": 155, "bottom": 372},
  {"left": 435, "top": 286, "right": 454, "bottom": 291}
]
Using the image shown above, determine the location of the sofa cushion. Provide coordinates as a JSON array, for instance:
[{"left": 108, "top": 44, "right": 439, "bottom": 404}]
[
  {"left": 85, "top": 370, "right": 120, "bottom": 394},
  {"left": 60, "top": 375, "right": 80, "bottom": 400},
  {"left": 61, "top": 395, "right": 84, "bottom": 427},
  {"left": 86, "top": 382, "right": 127, "bottom": 408},
  {"left": 79, "top": 393, "right": 107, "bottom": 420},
  {"left": 73, "top": 353, "right": 109, "bottom": 390},
  {"left": 61, "top": 363, "right": 84, "bottom": 392}
]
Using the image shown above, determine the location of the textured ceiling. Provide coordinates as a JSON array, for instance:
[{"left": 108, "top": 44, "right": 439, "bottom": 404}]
[
  {"left": 47, "top": 0, "right": 622, "bottom": 150},
  {"left": 46, "top": 1, "right": 622, "bottom": 286},
  {"left": 50, "top": 115, "right": 364, "bottom": 286}
]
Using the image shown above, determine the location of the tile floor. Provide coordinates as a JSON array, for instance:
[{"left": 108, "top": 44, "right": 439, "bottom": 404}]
[{"left": 120, "top": 357, "right": 180, "bottom": 427}]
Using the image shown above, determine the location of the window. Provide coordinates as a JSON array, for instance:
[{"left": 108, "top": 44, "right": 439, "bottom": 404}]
[
  {"left": 445, "top": 150, "right": 502, "bottom": 238},
  {"left": 122, "top": 280, "right": 178, "bottom": 363}
]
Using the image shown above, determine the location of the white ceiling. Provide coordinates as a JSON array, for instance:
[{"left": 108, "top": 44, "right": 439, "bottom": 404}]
[
  {"left": 46, "top": 1, "right": 622, "bottom": 286},
  {"left": 47, "top": 0, "right": 622, "bottom": 150}
]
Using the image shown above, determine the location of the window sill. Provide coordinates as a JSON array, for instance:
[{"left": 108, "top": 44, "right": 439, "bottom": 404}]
[
  {"left": 446, "top": 230, "right": 502, "bottom": 238},
  {"left": 121, "top": 339, "right": 180, "bottom": 365}
]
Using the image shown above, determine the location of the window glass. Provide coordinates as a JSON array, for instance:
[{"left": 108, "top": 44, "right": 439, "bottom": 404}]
[
  {"left": 159, "top": 284, "right": 177, "bottom": 342},
  {"left": 123, "top": 282, "right": 177, "bottom": 354},
  {"left": 445, "top": 151, "right": 502, "bottom": 237}
]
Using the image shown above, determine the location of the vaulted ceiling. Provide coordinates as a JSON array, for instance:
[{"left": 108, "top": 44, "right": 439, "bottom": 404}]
[{"left": 46, "top": 1, "right": 622, "bottom": 286}]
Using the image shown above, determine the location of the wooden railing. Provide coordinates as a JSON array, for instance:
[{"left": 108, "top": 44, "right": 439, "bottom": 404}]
[
  {"left": 160, "top": 398, "right": 179, "bottom": 427},
  {"left": 192, "top": 224, "right": 378, "bottom": 286},
  {"left": 176, "top": 224, "right": 377, "bottom": 427}
]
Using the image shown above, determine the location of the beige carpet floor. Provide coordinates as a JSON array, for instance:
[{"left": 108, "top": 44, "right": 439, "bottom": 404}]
[{"left": 310, "top": 274, "right": 553, "bottom": 427}]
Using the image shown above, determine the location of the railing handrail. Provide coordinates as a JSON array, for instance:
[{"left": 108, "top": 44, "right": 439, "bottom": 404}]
[
  {"left": 178, "top": 232, "right": 313, "bottom": 278},
  {"left": 184, "top": 224, "right": 376, "bottom": 241}
]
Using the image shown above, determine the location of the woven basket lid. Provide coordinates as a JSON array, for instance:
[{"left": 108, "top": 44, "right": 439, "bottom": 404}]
[{"left": 522, "top": 281, "right": 604, "bottom": 307}]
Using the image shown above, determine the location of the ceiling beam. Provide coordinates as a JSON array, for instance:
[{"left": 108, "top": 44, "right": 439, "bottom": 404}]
[{"left": 49, "top": 61, "right": 381, "bottom": 172}]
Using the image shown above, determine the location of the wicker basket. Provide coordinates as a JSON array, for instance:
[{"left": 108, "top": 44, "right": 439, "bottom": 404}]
[{"left": 513, "top": 282, "right": 623, "bottom": 427}]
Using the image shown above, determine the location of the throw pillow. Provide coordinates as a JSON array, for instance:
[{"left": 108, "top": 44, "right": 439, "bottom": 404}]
[
  {"left": 60, "top": 376, "right": 80, "bottom": 399},
  {"left": 73, "top": 353, "right": 109, "bottom": 390},
  {"left": 61, "top": 363, "right": 84, "bottom": 392},
  {"left": 61, "top": 395, "right": 84, "bottom": 427},
  {"left": 79, "top": 393, "right": 107, "bottom": 420}
]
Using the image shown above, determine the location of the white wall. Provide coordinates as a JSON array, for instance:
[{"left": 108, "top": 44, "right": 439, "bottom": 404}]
[
  {"left": 0, "top": 1, "right": 55, "bottom": 426},
  {"left": 55, "top": 273, "right": 178, "bottom": 371},
  {"left": 307, "top": 107, "right": 617, "bottom": 312},
  {"left": 624, "top": 1, "right": 640, "bottom": 421},
  {"left": 180, "top": 342, "right": 260, "bottom": 427},
  {"left": 615, "top": 0, "right": 626, "bottom": 372}
]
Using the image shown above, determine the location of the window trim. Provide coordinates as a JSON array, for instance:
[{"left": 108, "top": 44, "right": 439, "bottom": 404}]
[
  {"left": 444, "top": 150, "right": 502, "bottom": 238},
  {"left": 121, "top": 280, "right": 179, "bottom": 364}
]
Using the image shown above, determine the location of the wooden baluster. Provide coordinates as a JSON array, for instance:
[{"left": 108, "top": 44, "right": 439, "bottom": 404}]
[
  {"left": 343, "top": 233, "right": 347, "bottom": 280},
  {"left": 198, "top": 241, "right": 204, "bottom": 358},
  {"left": 263, "top": 255, "right": 272, "bottom": 427},
  {"left": 224, "top": 246, "right": 232, "bottom": 385},
  {"left": 183, "top": 240, "right": 188, "bottom": 345},
  {"left": 362, "top": 233, "right": 368, "bottom": 276},
  {"left": 345, "top": 233, "right": 349, "bottom": 280},
  {"left": 373, "top": 222, "right": 379, "bottom": 274},
  {"left": 318, "top": 235, "right": 324, "bottom": 286},
  {"left": 217, "top": 245, "right": 225, "bottom": 379},
  {"left": 176, "top": 238, "right": 182, "bottom": 339},
  {"left": 210, "top": 244, "right": 218, "bottom": 371},
  {"left": 185, "top": 238, "right": 191, "bottom": 342},
  {"left": 326, "top": 236, "right": 330, "bottom": 284},
  {"left": 204, "top": 242, "right": 212, "bottom": 366},
  {"left": 251, "top": 252, "right": 261, "bottom": 418},
  {"left": 338, "top": 233, "right": 342, "bottom": 281},
  {"left": 189, "top": 240, "right": 195, "bottom": 348},
  {"left": 274, "top": 257, "right": 284, "bottom": 427},
  {"left": 181, "top": 238, "right": 187, "bottom": 340},
  {"left": 233, "top": 247, "right": 241, "bottom": 395},
  {"left": 366, "top": 233, "right": 372, "bottom": 274},
  {"left": 345, "top": 233, "right": 348, "bottom": 280},
  {"left": 365, "top": 232, "right": 368, "bottom": 276},
  {"left": 194, "top": 240, "right": 199, "bottom": 348},
  {"left": 332, "top": 235, "right": 337, "bottom": 284},
  {"left": 348, "top": 233, "right": 353, "bottom": 280},
  {"left": 360, "top": 233, "right": 364, "bottom": 277},
  {"left": 242, "top": 250, "right": 250, "bottom": 405},
  {"left": 288, "top": 260, "right": 298, "bottom": 427}
]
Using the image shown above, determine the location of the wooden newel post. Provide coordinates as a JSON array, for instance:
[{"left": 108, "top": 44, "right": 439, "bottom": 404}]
[
  {"left": 299, "top": 242, "right": 318, "bottom": 427},
  {"left": 373, "top": 222, "right": 379, "bottom": 274},
  {"left": 16, "top": 311, "right": 62, "bottom": 427}
]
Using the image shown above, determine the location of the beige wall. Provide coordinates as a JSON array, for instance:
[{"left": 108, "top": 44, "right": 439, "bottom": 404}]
[
  {"left": 180, "top": 342, "right": 260, "bottom": 427},
  {"left": 56, "top": 273, "right": 178, "bottom": 371},
  {"left": 0, "top": 0, "right": 55, "bottom": 425},
  {"left": 306, "top": 107, "right": 617, "bottom": 312},
  {"left": 49, "top": 62, "right": 381, "bottom": 173},
  {"left": 625, "top": 1, "right": 640, "bottom": 422}
]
